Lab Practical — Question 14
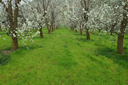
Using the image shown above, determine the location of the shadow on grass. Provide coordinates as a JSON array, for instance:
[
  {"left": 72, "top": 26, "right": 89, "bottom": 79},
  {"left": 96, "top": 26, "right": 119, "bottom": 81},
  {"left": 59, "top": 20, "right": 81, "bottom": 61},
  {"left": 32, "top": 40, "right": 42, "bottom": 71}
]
[
  {"left": 0, "top": 44, "right": 42, "bottom": 65},
  {"left": 0, "top": 47, "right": 12, "bottom": 52},
  {"left": 124, "top": 37, "right": 128, "bottom": 39},
  {"left": 18, "top": 45, "right": 42, "bottom": 51},
  {"left": 96, "top": 47, "right": 128, "bottom": 69},
  {"left": 73, "top": 34, "right": 86, "bottom": 36},
  {"left": 32, "top": 37, "right": 45, "bottom": 39},
  {"left": 0, "top": 33, "right": 8, "bottom": 35},
  {"left": 76, "top": 38, "right": 95, "bottom": 42},
  {"left": 47, "top": 33, "right": 61, "bottom": 34},
  {"left": 0, "top": 52, "right": 11, "bottom": 66}
]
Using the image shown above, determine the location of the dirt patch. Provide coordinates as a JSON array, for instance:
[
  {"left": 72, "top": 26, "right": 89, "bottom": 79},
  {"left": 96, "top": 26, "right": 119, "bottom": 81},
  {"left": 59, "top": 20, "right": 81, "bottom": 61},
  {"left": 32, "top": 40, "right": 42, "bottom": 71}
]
[{"left": 1, "top": 50, "right": 13, "bottom": 55}]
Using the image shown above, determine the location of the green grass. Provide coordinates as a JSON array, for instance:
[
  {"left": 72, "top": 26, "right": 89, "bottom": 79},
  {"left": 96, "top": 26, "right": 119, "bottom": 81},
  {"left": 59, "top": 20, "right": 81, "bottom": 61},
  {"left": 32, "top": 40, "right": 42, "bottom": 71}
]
[{"left": 0, "top": 28, "right": 128, "bottom": 85}]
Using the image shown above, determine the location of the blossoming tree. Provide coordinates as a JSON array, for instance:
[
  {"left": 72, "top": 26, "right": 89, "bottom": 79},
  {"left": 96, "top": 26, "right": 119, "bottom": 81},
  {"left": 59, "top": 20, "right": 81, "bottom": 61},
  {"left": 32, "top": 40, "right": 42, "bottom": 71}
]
[
  {"left": 87, "top": 0, "right": 128, "bottom": 54},
  {"left": 0, "top": 0, "right": 41, "bottom": 50}
]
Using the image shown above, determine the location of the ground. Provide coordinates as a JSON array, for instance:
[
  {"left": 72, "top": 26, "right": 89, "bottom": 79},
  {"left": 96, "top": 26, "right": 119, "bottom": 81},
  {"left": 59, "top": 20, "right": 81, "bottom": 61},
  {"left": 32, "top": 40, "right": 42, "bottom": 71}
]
[{"left": 0, "top": 28, "right": 128, "bottom": 85}]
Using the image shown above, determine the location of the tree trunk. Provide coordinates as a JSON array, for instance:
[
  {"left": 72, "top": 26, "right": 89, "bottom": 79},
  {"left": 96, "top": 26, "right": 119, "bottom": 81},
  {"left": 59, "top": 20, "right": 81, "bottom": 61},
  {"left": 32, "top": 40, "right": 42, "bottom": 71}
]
[
  {"left": 73, "top": 28, "right": 74, "bottom": 31},
  {"left": 106, "top": 27, "right": 108, "bottom": 31},
  {"left": 117, "top": 33, "right": 124, "bottom": 54},
  {"left": 86, "top": 29, "right": 90, "bottom": 40},
  {"left": 110, "top": 32, "right": 113, "bottom": 36},
  {"left": 39, "top": 28, "right": 44, "bottom": 38},
  {"left": 53, "top": 26, "right": 55, "bottom": 30},
  {"left": 99, "top": 29, "right": 101, "bottom": 33},
  {"left": 0, "top": 25, "right": 1, "bottom": 31},
  {"left": 47, "top": 25, "right": 48, "bottom": 29},
  {"left": 75, "top": 30, "right": 77, "bottom": 32},
  {"left": 11, "top": 37, "right": 18, "bottom": 51},
  {"left": 110, "top": 28, "right": 114, "bottom": 35},
  {"left": 48, "top": 29, "right": 51, "bottom": 34},
  {"left": 110, "top": 23, "right": 117, "bottom": 36},
  {"left": 56, "top": 26, "right": 58, "bottom": 29},
  {"left": 116, "top": 3, "right": 128, "bottom": 54},
  {"left": 47, "top": 24, "right": 51, "bottom": 34},
  {"left": 52, "top": 26, "right": 54, "bottom": 32},
  {"left": 80, "top": 29, "right": 82, "bottom": 35}
]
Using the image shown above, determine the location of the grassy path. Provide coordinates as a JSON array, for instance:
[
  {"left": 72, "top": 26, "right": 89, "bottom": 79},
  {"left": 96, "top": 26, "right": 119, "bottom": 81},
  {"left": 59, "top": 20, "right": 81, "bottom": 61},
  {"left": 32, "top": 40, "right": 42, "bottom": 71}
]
[{"left": 0, "top": 28, "right": 128, "bottom": 85}]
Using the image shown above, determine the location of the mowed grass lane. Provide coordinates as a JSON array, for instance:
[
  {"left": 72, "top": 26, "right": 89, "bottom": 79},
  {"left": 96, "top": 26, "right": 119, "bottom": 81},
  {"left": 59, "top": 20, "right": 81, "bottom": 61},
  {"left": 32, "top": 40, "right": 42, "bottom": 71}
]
[{"left": 0, "top": 28, "right": 128, "bottom": 85}]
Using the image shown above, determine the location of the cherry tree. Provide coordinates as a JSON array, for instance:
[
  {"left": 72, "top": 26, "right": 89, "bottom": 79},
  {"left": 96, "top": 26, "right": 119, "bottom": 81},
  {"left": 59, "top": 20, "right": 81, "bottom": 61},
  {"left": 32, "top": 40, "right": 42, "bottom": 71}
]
[
  {"left": 65, "top": 0, "right": 82, "bottom": 33},
  {"left": 108, "top": 1, "right": 128, "bottom": 54},
  {"left": 34, "top": 0, "right": 51, "bottom": 36},
  {"left": 66, "top": 0, "right": 98, "bottom": 39},
  {"left": 0, "top": 0, "right": 41, "bottom": 50},
  {"left": 44, "top": 0, "right": 65, "bottom": 33},
  {"left": 66, "top": 0, "right": 128, "bottom": 54},
  {"left": 89, "top": 0, "right": 128, "bottom": 54}
]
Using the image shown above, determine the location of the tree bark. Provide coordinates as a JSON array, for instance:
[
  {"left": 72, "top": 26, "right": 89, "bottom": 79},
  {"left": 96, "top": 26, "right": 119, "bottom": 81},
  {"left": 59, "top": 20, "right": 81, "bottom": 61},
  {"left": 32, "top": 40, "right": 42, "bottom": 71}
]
[
  {"left": 110, "top": 32, "right": 113, "bottom": 36},
  {"left": 11, "top": 23, "right": 19, "bottom": 50},
  {"left": 7, "top": 0, "right": 19, "bottom": 51},
  {"left": 117, "top": 3, "right": 128, "bottom": 54},
  {"left": 48, "top": 29, "right": 51, "bottom": 34},
  {"left": 80, "top": 29, "right": 82, "bottom": 35},
  {"left": 99, "top": 29, "right": 101, "bottom": 33},
  {"left": 47, "top": 24, "right": 51, "bottom": 34},
  {"left": 0, "top": 25, "right": 2, "bottom": 31},
  {"left": 11, "top": 36, "right": 18, "bottom": 51},
  {"left": 53, "top": 26, "right": 55, "bottom": 30},
  {"left": 117, "top": 33, "right": 124, "bottom": 54},
  {"left": 75, "top": 30, "right": 77, "bottom": 32},
  {"left": 47, "top": 24, "right": 49, "bottom": 30},
  {"left": 56, "top": 26, "right": 58, "bottom": 29},
  {"left": 73, "top": 27, "right": 74, "bottom": 31},
  {"left": 106, "top": 27, "right": 108, "bottom": 31},
  {"left": 56, "top": 27, "right": 57, "bottom": 29},
  {"left": 39, "top": 28, "right": 44, "bottom": 38},
  {"left": 52, "top": 25, "right": 54, "bottom": 32},
  {"left": 110, "top": 23, "right": 117, "bottom": 36},
  {"left": 110, "top": 28, "right": 114, "bottom": 35},
  {"left": 86, "top": 29, "right": 90, "bottom": 40}
]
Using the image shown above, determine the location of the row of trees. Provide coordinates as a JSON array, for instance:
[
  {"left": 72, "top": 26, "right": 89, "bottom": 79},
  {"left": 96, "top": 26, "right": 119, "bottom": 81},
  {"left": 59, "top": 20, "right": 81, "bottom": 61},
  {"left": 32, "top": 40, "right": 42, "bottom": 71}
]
[
  {"left": 66, "top": 0, "right": 128, "bottom": 54},
  {"left": 0, "top": 0, "right": 65, "bottom": 50},
  {"left": 0, "top": 0, "right": 128, "bottom": 55}
]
